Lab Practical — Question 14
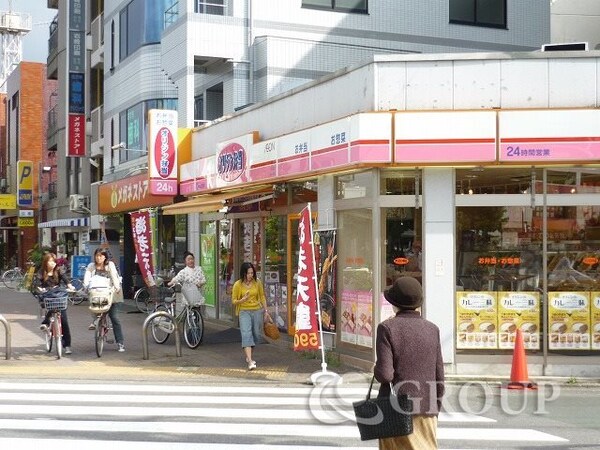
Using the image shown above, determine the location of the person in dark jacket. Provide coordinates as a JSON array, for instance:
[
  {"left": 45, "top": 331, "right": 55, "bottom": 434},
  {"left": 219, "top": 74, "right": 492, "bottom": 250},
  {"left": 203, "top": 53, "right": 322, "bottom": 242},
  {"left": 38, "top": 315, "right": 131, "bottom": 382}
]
[{"left": 374, "top": 276, "right": 445, "bottom": 450}]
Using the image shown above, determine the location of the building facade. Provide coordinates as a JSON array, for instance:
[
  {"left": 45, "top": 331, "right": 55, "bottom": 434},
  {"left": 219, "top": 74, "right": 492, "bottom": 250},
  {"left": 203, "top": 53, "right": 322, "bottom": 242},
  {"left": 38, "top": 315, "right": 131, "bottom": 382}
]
[{"left": 174, "top": 50, "right": 600, "bottom": 376}]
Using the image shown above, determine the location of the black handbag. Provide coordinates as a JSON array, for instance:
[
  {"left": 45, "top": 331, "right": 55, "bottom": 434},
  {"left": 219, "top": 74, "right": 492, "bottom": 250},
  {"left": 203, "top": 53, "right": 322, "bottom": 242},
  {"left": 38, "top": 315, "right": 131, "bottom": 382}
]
[{"left": 353, "top": 375, "right": 413, "bottom": 441}]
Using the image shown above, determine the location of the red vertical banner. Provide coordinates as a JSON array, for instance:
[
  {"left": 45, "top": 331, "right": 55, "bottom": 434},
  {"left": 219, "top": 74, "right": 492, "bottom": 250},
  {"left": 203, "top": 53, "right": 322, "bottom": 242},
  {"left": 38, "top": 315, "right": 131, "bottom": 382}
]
[
  {"left": 68, "top": 114, "right": 86, "bottom": 157},
  {"left": 294, "top": 204, "right": 321, "bottom": 351},
  {"left": 130, "top": 210, "right": 156, "bottom": 287}
]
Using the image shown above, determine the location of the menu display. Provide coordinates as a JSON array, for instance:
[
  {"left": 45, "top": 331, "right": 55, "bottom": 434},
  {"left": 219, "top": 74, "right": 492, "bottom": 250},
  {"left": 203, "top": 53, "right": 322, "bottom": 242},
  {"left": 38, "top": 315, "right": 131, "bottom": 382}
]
[
  {"left": 548, "top": 292, "right": 591, "bottom": 350},
  {"left": 497, "top": 292, "right": 540, "bottom": 350},
  {"left": 591, "top": 292, "right": 600, "bottom": 350},
  {"left": 456, "top": 292, "right": 497, "bottom": 349}
]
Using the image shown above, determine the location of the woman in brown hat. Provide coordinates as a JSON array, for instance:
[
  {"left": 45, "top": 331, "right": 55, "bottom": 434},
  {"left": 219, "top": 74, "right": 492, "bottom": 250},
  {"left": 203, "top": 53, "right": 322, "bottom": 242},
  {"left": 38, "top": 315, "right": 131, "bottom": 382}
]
[{"left": 374, "top": 276, "right": 445, "bottom": 450}]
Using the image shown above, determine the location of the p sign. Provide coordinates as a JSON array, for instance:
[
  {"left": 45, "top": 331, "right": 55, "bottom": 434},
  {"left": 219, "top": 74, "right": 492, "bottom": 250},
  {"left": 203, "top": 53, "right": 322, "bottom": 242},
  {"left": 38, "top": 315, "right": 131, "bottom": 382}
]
[{"left": 17, "top": 160, "right": 34, "bottom": 207}]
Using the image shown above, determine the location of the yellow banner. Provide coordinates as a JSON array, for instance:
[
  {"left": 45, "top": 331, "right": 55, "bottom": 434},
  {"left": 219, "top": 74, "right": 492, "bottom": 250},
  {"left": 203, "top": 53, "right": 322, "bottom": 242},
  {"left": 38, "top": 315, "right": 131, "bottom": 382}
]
[{"left": 0, "top": 194, "right": 16, "bottom": 209}]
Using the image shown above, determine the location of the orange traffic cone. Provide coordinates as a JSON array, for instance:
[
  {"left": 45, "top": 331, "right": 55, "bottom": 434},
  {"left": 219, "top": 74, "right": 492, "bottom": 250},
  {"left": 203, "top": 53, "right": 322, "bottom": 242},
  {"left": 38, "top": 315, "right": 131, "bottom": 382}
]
[{"left": 506, "top": 329, "right": 537, "bottom": 390}]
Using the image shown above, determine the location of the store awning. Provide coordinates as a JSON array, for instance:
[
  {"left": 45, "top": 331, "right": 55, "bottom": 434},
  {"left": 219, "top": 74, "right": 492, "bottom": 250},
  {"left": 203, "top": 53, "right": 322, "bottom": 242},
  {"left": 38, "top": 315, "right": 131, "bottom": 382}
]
[
  {"left": 38, "top": 217, "right": 90, "bottom": 228},
  {"left": 162, "top": 186, "right": 272, "bottom": 216}
]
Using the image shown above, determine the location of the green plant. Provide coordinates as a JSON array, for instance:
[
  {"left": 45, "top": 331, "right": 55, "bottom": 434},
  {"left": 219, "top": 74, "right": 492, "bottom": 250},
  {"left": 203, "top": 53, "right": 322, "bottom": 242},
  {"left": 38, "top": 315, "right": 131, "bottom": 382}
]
[
  {"left": 27, "top": 243, "right": 52, "bottom": 269},
  {"left": 298, "top": 349, "right": 341, "bottom": 367},
  {"left": 566, "top": 376, "right": 578, "bottom": 385}
]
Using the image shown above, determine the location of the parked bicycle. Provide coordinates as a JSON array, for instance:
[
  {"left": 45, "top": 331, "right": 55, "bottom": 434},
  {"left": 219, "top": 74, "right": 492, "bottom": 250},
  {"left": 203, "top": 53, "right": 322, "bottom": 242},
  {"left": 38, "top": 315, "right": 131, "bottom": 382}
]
[
  {"left": 68, "top": 278, "right": 87, "bottom": 305},
  {"left": 150, "top": 284, "right": 204, "bottom": 349},
  {"left": 88, "top": 286, "right": 114, "bottom": 357},
  {"left": 38, "top": 287, "right": 69, "bottom": 359},
  {"left": 133, "top": 277, "right": 168, "bottom": 313},
  {"left": 2, "top": 262, "right": 35, "bottom": 290}
]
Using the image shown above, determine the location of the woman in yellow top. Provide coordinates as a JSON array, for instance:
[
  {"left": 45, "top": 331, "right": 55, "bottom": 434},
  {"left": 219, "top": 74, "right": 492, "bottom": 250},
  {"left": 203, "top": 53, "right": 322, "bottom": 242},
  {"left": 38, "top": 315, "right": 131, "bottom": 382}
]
[{"left": 232, "top": 262, "right": 269, "bottom": 370}]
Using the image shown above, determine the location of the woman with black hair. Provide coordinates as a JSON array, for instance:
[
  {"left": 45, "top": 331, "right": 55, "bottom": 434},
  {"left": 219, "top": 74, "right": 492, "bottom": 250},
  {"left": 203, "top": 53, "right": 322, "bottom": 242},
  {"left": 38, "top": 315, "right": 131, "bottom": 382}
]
[{"left": 231, "top": 262, "right": 269, "bottom": 370}]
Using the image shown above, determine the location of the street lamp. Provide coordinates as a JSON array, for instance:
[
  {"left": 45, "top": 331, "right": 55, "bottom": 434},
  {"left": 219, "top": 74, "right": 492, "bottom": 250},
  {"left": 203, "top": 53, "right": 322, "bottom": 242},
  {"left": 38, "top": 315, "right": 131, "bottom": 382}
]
[{"left": 109, "top": 142, "right": 147, "bottom": 172}]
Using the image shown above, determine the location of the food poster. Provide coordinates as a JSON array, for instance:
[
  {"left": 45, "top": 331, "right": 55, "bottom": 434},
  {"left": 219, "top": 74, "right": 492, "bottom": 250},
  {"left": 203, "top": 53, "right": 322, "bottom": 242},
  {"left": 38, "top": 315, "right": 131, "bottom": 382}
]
[
  {"left": 592, "top": 292, "right": 600, "bottom": 350},
  {"left": 497, "top": 292, "right": 540, "bottom": 350},
  {"left": 340, "top": 290, "right": 357, "bottom": 344},
  {"left": 355, "top": 291, "right": 373, "bottom": 348},
  {"left": 456, "top": 291, "right": 497, "bottom": 349},
  {"left": 548, "top": 292, "right": 591, "bottom": 350}
]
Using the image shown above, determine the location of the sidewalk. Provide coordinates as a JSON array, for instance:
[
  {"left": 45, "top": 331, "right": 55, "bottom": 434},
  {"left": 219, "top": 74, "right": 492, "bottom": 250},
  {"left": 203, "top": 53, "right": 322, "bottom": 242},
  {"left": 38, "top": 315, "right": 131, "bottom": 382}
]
[{"left": 0, "top": 287, "right": 358, "bottom": 384}]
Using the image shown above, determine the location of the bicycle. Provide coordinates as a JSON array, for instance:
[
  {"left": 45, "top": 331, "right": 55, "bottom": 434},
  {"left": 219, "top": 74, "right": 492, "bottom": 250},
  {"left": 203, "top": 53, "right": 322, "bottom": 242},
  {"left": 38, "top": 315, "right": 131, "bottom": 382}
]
[
  {"left": 150, "top": 284, "right": 204, "bottom": 349},
  {"left": 67, "top": 278, "right": 87, "bottom": 305},
  {"left": 133, "top": 277, "right": 168, "bottom": 313},
  {"left": 2, "top": 266, "right": 27, "bottom": 289},
  {"left": 88, "top": 286, "right": 114, "bottom": 357},
  {"left": 39, "top": 288, "right": 69, "bottom": 359}
]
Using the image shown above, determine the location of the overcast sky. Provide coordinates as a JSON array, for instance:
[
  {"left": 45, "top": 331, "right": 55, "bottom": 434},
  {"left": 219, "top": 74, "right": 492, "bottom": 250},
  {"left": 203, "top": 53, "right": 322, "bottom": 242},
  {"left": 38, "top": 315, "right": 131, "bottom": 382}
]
[{"left": 0, "top": 0, "right": 57, "bottom": 63}]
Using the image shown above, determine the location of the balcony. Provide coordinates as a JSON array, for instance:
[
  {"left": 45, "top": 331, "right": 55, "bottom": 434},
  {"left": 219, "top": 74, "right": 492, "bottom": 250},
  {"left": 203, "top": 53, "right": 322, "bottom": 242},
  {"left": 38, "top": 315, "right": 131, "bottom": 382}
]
[
  {"left": 90, "top": 13, "right": 104, "bottom": 69},
  {"left": 90, "top": 105, "right": 104, "bottom": 158},
  {"left": 46, "top": 15, "right": 59, "bottom": 79},
  {"left": 47, "top": 106, "right": 57, "bottom": 139}
]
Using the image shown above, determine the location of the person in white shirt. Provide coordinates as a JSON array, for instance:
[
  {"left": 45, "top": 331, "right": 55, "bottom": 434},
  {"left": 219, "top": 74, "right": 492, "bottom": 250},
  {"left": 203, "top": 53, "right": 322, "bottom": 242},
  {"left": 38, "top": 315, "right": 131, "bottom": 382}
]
[{"left": 168, "top": 251, "right": 206, "bottom": 310}]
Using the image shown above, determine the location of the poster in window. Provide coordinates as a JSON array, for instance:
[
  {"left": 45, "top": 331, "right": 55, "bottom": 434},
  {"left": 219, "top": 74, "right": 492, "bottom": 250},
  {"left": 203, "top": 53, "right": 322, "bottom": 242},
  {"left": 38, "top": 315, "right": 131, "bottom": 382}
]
[
  {"left": 497, "top": 292, "right": 540, "bottom": 350},
  {"left": 456, "top": 291, "right": 497, "bottom": 349},
  {"left": 591, "top": 292, "right": 600, "bottom": 350},
  {"left": 548, "top": 292, "right": 591, "bottom": 350}
]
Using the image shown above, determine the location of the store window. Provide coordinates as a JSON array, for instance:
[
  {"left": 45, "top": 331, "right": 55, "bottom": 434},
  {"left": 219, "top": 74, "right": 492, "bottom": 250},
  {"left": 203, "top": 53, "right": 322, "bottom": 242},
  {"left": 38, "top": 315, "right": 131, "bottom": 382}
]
[
  {"left": 219, "top": 219, "right": 234, "bottom": 320},
  {"left": 385, "top": 208, "right": 422, "bottom": 287},
  {"left": 200, "top": 221, "right": 217, "bottom": 319},
  {"left": 336, "top": 170, "right": 374, "bottom": 199},
  {"left": 338, "top": 209, "right": 373, "bottom": 347},
  {"left": 265, "top": 216, "right": 289, "bottom": 331},
  {"left": 381, "top": 170, "right": 420, "bottom": 195}
]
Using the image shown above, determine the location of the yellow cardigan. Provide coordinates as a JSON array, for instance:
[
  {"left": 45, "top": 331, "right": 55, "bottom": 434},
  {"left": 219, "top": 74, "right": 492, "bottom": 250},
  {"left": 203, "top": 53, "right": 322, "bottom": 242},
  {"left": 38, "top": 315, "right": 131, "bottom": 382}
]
[{"left": 232, "top": 279, "right": 266, "bottom": 315}]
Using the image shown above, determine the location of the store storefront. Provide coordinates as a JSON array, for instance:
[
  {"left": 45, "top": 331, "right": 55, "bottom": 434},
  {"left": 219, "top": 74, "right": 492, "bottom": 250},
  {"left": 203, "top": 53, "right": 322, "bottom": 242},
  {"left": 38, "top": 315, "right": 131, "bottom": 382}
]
[
  {"left": 97, "top": 173, "right": 180, "bottom": 298},
  {"left": 173, "top": 52, "right": 600, "bottom": 376}
]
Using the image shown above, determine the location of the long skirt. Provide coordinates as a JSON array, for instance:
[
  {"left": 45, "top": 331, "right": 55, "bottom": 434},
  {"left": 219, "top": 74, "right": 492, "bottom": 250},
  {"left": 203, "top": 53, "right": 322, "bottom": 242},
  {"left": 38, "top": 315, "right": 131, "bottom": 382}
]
[{"left": 379, "top": 415, "right": 438, "bottom": 450}]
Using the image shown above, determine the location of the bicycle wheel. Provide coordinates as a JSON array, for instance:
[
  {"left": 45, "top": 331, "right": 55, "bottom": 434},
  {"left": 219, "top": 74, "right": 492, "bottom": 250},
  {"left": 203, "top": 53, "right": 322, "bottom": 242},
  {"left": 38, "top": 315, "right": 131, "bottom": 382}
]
[
  {"left": 151, "top": 304, "right": 174, "bottom": 344},
  {"left": 69, "top": 279, "right": 86, "bottom": 305},
  {"left": 134, "top": 287, "right": 152, "bottom": 313},
  {"left": 53, "top": 315, "right": 62, "bottom": 359},
  {"left": 44, "top": 327, "right": 52, "bottom": 352},
  {"left": 95, "top": 314, "right": 105, "bottom": 357},
  {"left": 183, "top": 307, "right": 204, "bottom": 349},
  {"left": 2, "top": 269, "right": 23, "bottom": 290}
]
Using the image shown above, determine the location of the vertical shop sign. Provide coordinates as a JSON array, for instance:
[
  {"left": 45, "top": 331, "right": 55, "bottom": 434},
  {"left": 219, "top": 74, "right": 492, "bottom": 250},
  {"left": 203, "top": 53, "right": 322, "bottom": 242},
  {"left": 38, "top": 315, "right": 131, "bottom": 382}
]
[
  {"left": 456, "top": 292, "right": 498, "bottom": 349},
  {"left": 548, "top": 292, "right": 590, "bottom": 350},
  {"left": 315, "top": 230, "right": 337, "bottom": 332},
  {"left": 148, "top": 109, "right": 178, "bottom": 195},
  {"left": 498, "top": 292, "right": 540, "bottom": 350},
  {"left": 130, "top": 210, "right": 156, "bottom": 287},
  {"left": 293, "top": 205, "right": 320, "bottom": 351},
  {"left": 591, "top": 292, "right": 600, "bottom": 350},
  {"left": 67, "top": 0, "right": 86, "bottom": 157},
  {"left": 200, "top": 234, "right": 216, "bottom": 307},
  {"left": 16, "top": 160, "right": 33, "bottom": 207}
]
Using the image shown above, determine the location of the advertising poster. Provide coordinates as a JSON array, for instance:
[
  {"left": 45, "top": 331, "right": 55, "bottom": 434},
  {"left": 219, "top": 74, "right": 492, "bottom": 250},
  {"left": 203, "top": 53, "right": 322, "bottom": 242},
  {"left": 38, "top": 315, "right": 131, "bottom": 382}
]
[
  {"left": 592, "top": 292, "right": 600, "bottom": 350},
  {"left": 130, "top": 210, "right": 156, "bottom": 287},
  {"left": 340, "top": 290, "right": 357, "bottom": 344},
  {"left": 200, "top": 234, "right": 216, "bottom": 307},
  {"left": 548, "top": 292, "right": 591, "bottom": 350},
  {"left": 355, "top": 291, "right": 373, "bottom": 347},
  {"left": 380, "top": 292, "right": 395, "bottom": 322},
  {"left": 497, "top": 292, "right": 540, "bottom": 350},
  {"left": 456, "top": 291, "right": 497, "bottom": 349},
  {"left": 315, "top": 230, "right": 337, "bottom": 332}
]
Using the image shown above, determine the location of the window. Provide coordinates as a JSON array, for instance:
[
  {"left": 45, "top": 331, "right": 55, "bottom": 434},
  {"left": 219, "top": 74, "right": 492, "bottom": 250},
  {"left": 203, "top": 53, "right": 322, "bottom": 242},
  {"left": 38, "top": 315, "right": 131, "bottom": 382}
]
[
  {"left": 449, "top": 0, "right": 506, "bottom": 28},
  {"left": 118, "top": 98, "right": 177, "bottom": 162},
  {"left": 119, "top": 0, "right": 171, "bottom": 61},
  {"left": 302, "top": 0, "right": 367, "bottom": 14}
]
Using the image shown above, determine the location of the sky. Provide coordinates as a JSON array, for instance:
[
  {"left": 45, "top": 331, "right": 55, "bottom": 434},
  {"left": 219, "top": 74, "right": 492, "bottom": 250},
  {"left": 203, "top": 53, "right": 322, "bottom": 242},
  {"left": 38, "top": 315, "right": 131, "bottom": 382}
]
[{"left": 0, "top": 0, "right": 57, "bottom": 63}]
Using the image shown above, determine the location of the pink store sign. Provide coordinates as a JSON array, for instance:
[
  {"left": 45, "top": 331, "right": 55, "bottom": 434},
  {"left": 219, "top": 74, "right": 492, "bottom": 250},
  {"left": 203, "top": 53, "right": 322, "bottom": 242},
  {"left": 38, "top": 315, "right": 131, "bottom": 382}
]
[
  {"left": 500, "top": 137, "right": 600, "bottom": 162},
  {"left": 395, "top": 138, "right": 496, "bottom": 163}
]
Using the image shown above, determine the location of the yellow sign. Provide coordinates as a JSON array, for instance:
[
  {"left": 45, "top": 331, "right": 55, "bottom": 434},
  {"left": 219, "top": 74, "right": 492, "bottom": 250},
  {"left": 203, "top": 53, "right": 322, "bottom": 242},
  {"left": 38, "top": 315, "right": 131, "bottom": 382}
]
[
  {"left": 548, "top": 292, "right": 590, "bottom": 350},
  {"left": 18, "top": 217, "right": 35, "bottom": 227},
  {"left": 0, "top": 194, "right": 16, "bottom": 209},
  {"left": 17, "top": 160, "right": 34, "bottom": 207},
  {"left": 456, "top": 291, "right": 498, "bottom": 349},
  {"left": 497, "top": 292, "right": 540, "bottom": 350}
]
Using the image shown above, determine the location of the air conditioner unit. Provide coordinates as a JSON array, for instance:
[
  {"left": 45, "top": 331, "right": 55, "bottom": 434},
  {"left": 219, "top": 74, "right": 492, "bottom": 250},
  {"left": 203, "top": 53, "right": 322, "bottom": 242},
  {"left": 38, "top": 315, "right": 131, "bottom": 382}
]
[{"left": 69, "top": 194, "right": 89, "bottom": 212}]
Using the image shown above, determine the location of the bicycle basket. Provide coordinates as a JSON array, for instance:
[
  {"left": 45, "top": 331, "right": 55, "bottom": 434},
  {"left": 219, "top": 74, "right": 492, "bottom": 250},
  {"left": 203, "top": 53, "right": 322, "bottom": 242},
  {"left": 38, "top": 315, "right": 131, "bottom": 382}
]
[
  {"left": 43, "top": 295, "right": 68, "bottom": 311},
  {"left": 89, "top": 288, "right": 113, "bottom": 314}
]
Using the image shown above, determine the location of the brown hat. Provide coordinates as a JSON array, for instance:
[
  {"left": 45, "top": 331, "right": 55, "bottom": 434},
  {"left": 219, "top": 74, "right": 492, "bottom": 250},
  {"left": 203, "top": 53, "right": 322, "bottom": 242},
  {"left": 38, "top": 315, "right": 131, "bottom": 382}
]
[{"left": 384, "top": 276, "right": 423, "bottom": 310}]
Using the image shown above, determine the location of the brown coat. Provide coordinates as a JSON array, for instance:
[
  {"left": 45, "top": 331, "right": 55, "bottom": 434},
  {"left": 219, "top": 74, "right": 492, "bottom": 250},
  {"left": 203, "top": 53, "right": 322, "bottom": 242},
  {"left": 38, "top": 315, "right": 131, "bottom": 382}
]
[{"left": 374, "top": 310, "right": 445, "bottom": 415}]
